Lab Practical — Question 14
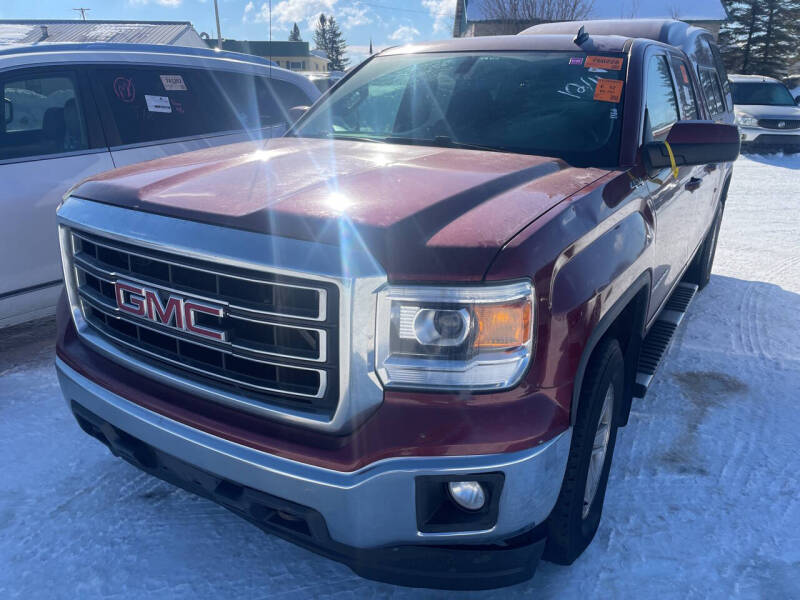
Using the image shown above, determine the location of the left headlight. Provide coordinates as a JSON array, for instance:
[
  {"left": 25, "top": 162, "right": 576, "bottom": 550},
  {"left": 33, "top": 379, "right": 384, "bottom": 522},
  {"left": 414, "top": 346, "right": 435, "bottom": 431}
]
[
  {"left": 375, "top": 281, "right": 534, "bottom": 391},
  {"left": 736, "top": 114, "right": 758, "bottom": 127}
]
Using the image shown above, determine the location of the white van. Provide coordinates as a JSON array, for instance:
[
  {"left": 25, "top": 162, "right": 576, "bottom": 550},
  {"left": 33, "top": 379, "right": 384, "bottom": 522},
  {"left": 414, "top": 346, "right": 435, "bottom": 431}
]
[{"left": 0, "top": 42, "right": 319, "bottom": 328}]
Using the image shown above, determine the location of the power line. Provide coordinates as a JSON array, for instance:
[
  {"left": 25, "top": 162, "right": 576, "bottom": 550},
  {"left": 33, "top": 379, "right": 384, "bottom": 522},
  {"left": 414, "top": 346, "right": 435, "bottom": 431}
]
[{"left": 356, "top": 1, "right": 455, "bottom": 17}]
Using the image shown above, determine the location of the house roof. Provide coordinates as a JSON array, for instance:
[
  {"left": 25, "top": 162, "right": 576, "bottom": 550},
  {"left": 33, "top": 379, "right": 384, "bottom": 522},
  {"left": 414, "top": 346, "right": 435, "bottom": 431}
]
[
  {"left": 207, "top": 39, "right": 310, "bottom": 58},
  {"left": 465, "top": 0, "right": 727, "bottom": 22},
  {"left": 0, "top": 19, "right": 205, "bottom": 47}
]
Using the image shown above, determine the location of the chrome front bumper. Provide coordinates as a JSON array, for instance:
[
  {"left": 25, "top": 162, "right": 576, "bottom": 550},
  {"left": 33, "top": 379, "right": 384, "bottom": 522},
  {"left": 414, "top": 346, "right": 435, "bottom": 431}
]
[{"left": 57, "top": 357, "right": 571, "bottom": 549}]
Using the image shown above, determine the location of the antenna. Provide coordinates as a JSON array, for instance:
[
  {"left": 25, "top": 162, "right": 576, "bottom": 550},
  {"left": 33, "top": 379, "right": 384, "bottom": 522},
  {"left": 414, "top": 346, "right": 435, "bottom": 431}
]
[
  {"left": 574, "top": 25, "right": 589, "bottom": 46},
  {"left": 73, "top": 7, "right": 90, "bottom": 21},
  {"left": 269, "top": 0, "right": 272, "bottom": 78},
  {"left": 213, "top": 0, "right": 222, "bottom": 49}
]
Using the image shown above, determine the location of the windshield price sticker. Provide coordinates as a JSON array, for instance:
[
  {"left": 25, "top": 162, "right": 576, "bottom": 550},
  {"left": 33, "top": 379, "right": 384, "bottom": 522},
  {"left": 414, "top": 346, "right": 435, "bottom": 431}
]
[
  {"left": 585, "top": 56, "right": 624, "bottom": 70},
  {"left": 593, "top": 79, "right": 624, "bottom": 103},
  {"left": 145, "top": 94, "right": 172, "bottom": 113},
  {"left": 160, "top": 74, "right": 187, "bottom": 91}
]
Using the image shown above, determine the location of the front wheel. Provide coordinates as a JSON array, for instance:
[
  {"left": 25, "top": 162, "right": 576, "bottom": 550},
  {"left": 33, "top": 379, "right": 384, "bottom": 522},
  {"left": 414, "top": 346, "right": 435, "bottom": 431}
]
[
  {"left": 543, "top": 338, "right": 624, "bottom": 565},
  {"left": 687, "top": 202, "right": 724, "bottom": 290}
]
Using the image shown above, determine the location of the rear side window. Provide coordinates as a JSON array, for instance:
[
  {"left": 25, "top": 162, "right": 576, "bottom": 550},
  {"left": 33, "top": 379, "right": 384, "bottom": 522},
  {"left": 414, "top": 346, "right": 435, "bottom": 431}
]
[
  {"left": 644, "top": 55, "right": 679, "bottom": 140},
  {"left": 707, "top": 42, "right": 732, "bottom": 110},
  {"left": 669, "top": 56, "right": 698, "bottom": 119},
  {"left": 0, "top": 71, "right": 88, "bottom": 161},
  {"left": 210, "top": 71, "right": 313, "bottom": 129},
  {"left": 698, "top": 67, "right": 725, "bottom": 117},
  {"left": 96, "top": 67, "right": 241, "bottom": 146}
]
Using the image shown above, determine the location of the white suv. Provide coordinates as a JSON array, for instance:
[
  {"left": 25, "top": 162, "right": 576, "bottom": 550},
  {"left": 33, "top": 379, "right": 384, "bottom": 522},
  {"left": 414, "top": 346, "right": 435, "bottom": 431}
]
[{"left": 0, "top": 42, "right": 319, "bottom": 328}]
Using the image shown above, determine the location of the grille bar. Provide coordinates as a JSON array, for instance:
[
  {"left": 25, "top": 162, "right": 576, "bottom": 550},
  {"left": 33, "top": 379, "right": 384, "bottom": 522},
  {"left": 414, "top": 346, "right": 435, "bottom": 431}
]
[
  {"left": 72, "top": 231, "right": 328, "bottom": 322},
  {"left": 68, "top": 228, "right": 340, "bottom": 416}
]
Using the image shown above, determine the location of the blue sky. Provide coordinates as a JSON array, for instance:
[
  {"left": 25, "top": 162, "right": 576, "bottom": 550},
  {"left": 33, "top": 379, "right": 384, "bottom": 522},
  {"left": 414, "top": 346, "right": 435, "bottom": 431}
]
[{"left": 0, "top": 0, "right": 456, "bottom": 64}]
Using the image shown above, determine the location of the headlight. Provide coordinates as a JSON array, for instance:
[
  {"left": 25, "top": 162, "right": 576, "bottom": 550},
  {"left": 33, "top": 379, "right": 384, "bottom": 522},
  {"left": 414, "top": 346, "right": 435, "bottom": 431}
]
[
  {"left": 736, "top": 115, "right": 758, "bottom": 127},
  {"left": 375, "top": 281, "right": 534, "bottom": 391}
]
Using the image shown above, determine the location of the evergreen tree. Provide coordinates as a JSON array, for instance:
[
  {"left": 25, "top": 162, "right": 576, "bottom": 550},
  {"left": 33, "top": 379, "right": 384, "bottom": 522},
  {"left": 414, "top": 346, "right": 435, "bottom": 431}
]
[
  {"left": 326, "top": 16, "right": 349, "bottom": 71},
  {"left": 289, "top": 23, "right": 302, "bottom": 42},
  {"left": 313, "top": 14, "right": 328, "bottom": 56},
  {"left": 719, "top": 0, "right": 800, "bottom": 78}
]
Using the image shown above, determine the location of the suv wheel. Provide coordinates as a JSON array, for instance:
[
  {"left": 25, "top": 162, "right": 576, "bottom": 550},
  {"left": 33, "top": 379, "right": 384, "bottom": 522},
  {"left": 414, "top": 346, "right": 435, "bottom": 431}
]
[{"left": 543, "top": 338, "right": 623, "bottom": 565}]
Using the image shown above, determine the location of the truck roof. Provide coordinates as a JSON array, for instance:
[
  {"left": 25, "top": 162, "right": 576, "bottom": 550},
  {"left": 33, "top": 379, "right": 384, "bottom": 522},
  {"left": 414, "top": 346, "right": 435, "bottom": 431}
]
[
  {"left": 520, "top": 19, "right": 712, "bottom": 46},
  {"left": 382, "top": 33, "right": 634, "bottom": 56}
]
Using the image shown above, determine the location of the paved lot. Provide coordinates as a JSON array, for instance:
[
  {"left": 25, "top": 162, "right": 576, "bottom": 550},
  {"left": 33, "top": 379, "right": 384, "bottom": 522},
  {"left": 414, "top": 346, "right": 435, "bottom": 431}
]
[{"left": 1, "top": 153, "right": 799, "bottom": 599}]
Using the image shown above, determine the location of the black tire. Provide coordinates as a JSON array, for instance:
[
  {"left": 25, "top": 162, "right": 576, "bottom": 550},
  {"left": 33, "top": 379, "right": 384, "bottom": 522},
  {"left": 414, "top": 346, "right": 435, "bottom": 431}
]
[
  {"left": 687, "top": 202, "right": 724, "bottom": 290},
  {"left": 543, "top": 338, "right": 624, "bottom": 565}
]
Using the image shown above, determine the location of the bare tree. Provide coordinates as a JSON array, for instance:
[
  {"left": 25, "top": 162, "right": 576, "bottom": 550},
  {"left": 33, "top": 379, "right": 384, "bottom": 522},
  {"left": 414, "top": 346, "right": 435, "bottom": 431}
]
[
  {"left": 480, "top": 0, "right": 595, "bottom": 24},
  {"left": 621, "top": 0, "right": 641, "bottom": 18}
]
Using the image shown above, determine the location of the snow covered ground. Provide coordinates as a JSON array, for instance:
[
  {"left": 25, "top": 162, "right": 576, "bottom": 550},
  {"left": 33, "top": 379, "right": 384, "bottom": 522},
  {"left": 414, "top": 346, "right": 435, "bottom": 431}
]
[{"left": 1, "top": 153, "right": 799, "bottom": 599}]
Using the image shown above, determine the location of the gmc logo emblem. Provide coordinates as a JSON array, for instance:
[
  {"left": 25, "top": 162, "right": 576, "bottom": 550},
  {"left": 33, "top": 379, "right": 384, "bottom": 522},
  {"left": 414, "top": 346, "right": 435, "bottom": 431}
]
[{"left": 114, "top": 280, "right": 227, "bottom": 342}]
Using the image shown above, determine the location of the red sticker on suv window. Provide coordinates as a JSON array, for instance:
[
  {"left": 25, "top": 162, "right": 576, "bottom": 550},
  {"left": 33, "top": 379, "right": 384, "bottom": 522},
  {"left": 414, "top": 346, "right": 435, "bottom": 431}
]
[
  {"left": 679, "top": 64, "right": 689, "bottom": 84},
  {"left": 594, "top": 78, "right": 624, "bottom": 103},
  {"left": 113, "top": 77, "right": 136, "bottom": 103},
  {"left": 585, "top": 56, "right": 624, "bottom": 70}
]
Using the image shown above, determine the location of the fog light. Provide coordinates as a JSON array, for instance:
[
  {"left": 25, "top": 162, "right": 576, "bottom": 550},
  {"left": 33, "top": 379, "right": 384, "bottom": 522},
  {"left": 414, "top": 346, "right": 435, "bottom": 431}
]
[{"left": 447, "top": 481, "right": 486, "bottom": 511}]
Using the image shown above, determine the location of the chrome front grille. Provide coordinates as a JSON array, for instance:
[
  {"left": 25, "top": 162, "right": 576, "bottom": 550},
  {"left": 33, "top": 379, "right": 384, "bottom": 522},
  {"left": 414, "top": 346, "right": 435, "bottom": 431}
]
[
  {"left": 757, "top": 118, "right": 800, "bottom": 130},
  {"left": 68, "top": 230, "right": 340, "bottom": 416}
]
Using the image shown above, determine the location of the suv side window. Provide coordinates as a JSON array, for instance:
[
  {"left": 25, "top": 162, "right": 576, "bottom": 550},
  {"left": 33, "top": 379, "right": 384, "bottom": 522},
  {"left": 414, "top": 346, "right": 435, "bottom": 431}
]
[
  {"left": 669, "top": 56, "right": 699, "bottom": 119},
  {"left": 0, "top": 71, "right": 88, "bottom": 161},
  {"left": 95, "top": 67, "right": 240, "bottom": 146},
  {"left": 645, "top": 55, "right": 680, "bottom": 141},
  {"left": 210, "top": 71, "right": 313, "bottom": 129}
]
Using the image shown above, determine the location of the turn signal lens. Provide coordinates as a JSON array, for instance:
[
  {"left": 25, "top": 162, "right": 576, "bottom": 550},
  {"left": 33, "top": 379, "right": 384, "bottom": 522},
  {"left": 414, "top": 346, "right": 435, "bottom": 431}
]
[{"left": 473, "top": 300, "right": 532, "bottom": 349}]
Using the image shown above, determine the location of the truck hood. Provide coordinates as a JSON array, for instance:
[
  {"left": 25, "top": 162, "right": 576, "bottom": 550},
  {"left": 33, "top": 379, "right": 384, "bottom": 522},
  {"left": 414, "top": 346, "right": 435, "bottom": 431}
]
[{"left": 73, "top": 138, "right": 609, "bottom": 281}]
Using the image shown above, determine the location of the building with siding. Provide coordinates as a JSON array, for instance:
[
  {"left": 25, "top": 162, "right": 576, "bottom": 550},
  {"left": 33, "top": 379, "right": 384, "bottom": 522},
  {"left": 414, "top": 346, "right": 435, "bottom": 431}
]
[
  {"left": 207, "top": 40, "right": 330, "bottom": 72},
  {"left": 0, "top": 19, "right": 206, "bottom": 48},
  {"left": 453, "top": 0, "right": 728, "bottom": 38}
]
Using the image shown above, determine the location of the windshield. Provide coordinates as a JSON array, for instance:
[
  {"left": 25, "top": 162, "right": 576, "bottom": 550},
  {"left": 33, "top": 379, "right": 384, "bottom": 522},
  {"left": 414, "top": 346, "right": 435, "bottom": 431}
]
[
  {"left": 292, "top": 51, "right": 627, "bottom": 167},
  {"left": 732, "top": 82, "right": 796, "bottom": 106}
]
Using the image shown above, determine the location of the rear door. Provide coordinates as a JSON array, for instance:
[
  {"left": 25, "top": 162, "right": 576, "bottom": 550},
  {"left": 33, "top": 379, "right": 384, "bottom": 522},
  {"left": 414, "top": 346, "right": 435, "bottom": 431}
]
[
  {"left": 0, "top": 66, "right": 113, "bottom": 326},
  {"left": 642, "top": 52, "right": 698, "bottom": 318},
  {"left": 90, "top": 65, "right": 314, "bottom": 167},
  {"left": 669, "top": 54, "right": 719, "bottom": 255}
]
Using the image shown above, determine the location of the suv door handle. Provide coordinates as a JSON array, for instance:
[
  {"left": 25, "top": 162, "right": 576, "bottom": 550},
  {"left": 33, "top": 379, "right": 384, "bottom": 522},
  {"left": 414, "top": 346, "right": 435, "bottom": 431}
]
[{"left": 685, "top": 177, "right": 703, "bottom": 192}]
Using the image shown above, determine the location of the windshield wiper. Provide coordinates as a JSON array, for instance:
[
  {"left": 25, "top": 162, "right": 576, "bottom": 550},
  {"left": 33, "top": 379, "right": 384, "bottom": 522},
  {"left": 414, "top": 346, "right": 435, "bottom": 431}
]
[{"left": 384, "top": 135, "right": 505, "bottom": 153}]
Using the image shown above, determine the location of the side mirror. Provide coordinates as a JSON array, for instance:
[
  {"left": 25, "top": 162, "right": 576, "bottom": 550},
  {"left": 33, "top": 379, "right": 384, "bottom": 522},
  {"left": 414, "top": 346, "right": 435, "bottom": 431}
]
[
  {"left": 287, "top": 105, "right": 310, "bottom": 123},
  {"left": 2, "top": 98, "right": 12, "bottom": 125},
  {"left": 795, "top": 95, "right": 800, "bottom": 106},
  {"left": 642, "top": 121, "right": 740, "bottom": 173}
]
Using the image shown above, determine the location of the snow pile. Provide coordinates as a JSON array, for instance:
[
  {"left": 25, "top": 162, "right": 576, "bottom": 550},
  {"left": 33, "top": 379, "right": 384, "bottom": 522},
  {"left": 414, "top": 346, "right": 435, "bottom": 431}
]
[{"left": 1, "top": 154, "right": 799, "bottom": 598}]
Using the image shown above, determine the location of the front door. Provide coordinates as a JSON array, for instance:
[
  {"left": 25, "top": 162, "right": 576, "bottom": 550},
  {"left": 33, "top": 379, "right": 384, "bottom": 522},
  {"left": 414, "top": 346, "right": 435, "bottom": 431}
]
[{"left": 0, "top": 68, "right": 114, "bottom": 326}]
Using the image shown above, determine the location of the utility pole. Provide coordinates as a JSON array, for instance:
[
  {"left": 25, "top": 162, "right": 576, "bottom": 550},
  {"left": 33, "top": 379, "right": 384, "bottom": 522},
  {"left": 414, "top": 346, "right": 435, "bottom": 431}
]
[
  {"left": 213, "top": 0, "right": 222, "bottom": 49},
  {"left": 73, "top": 8, "right": 90, "bottom": 21}
]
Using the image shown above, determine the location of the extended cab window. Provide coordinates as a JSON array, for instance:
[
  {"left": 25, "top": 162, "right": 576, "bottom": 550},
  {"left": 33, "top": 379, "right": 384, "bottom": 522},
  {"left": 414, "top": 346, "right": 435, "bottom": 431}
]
[
  {"left": 644, "top": 55, "right": 679, "bottom": 140},
  {"left": 293, "top": 51, "right": 627, "bottom": 167},
  {"left": 0, "top": 72, "right": 88, "bottom": 161},
  {"left": 669, "top": 56, "right": 698, "bottom": 119},
  {"left": 96, "top": 67, "right": 241, "bottom": 146},
  {"left": 698, "top": 67, "right": 725, "bottom": 117}
]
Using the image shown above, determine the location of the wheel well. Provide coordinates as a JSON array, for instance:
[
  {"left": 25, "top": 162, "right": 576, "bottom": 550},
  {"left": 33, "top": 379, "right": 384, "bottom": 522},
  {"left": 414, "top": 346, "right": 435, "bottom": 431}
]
[{"left": 570, "top": 280, "right": 649, "bottom": 428}]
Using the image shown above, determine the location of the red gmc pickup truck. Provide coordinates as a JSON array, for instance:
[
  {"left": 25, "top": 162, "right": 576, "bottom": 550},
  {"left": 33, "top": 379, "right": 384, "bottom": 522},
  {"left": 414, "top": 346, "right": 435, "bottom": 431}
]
[{"left": 55, "top": 21, "right": 739, "bottom": 589}]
